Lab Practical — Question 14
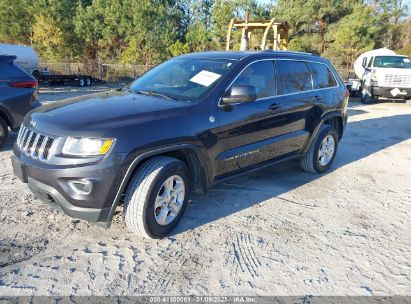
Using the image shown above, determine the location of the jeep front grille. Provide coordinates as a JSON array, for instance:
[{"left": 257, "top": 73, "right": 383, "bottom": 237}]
[
  {"left": 383, "top": 74, "right": 411, "bottom": 88},
  {"left": 16, "top": 126, "right": 55, "bottom": 161}
]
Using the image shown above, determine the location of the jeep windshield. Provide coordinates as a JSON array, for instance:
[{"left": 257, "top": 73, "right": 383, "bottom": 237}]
[
  {"left": 129, "top": 58, "right": 235, "bottom": 102},
  {"left": 373, "top": 56, "right": 411, "bottom": 69}
]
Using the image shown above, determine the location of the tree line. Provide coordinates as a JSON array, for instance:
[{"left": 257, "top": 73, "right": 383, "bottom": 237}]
[{"left": 0, "top": 0, "right": 410, "bottom": 69}]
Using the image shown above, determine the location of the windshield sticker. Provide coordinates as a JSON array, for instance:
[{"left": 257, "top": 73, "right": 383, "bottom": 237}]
[{"left": 190, "top": 70, "right": 221, "bottom": 87}]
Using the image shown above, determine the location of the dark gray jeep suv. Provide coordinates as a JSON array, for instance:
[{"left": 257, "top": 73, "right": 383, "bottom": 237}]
[{"left": 12, "top": 51, "right": 349, "bottom": 238}]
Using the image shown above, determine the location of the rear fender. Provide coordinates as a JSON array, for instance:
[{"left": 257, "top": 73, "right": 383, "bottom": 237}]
[{"left": 302, "top": 111, "right": 343, "bottom": 154}]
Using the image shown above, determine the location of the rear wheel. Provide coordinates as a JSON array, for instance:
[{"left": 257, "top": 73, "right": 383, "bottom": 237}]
[
  {"left": 86, "top": 78, "right": 92, "bottom": 86},
  {"left": 301, "top": 125, "right": 339, "bottom": 174},
  {"left": 0, "top": 117, "right": 9, "bottom": 149},
  {"left": 124, "top": 156, "right": 191, "bottom": 239}
]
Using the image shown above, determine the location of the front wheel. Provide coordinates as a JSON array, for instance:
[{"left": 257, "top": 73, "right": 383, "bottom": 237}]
[
  {"left": 78, "top": 78, "right": 85, "bottom": 87},
  {"left": 360, "top": 85, "right": 374, "bottom": 104},
  {"left": 124, "top": 156, "right": 191, "bottom": 239},
  {"left": 301, "top": 125, "right": 339, "bottom": 174}
]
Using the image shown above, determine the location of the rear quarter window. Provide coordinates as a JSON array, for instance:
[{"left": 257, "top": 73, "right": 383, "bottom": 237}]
[
  {"left": 308, "top": 62, "right": 337, "bottom": 89},
  {"left": 276, "top": 60, "right": 312, "bottom": 95}
]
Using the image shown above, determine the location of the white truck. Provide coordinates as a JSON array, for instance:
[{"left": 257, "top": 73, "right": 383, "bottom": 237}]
[{"left": 352, "top": 48, "right": 411, "bottom": 103}]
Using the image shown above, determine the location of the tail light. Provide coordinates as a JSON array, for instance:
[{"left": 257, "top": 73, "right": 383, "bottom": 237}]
[
  {"left": 8, "top": 80, "right": 38, "bottom": 89},
  {"left": 345, "top": 88, "right": 350, "bottom": 99}
]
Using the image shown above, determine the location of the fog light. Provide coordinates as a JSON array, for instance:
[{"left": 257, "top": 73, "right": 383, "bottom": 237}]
[{"left": 68, "top": 179, "right": 93, "bottom": 195}]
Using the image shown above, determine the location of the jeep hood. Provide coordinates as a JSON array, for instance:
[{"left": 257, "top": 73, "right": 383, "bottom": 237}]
[{"left": 25, "top": 90, "right": 190, "bottom": 136}]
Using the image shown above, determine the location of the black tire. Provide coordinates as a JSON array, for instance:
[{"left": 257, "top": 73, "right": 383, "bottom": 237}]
[
  {"left": 360, "top": 85, "right": 374, "bottom": 104},
  {"left": 124, "top": 156, "right": 191, "bottom": 239},
  {"left": 32, "top": 70, "right": 41, "bottom": 79},
  {"left": 0, "top": 117, "right": 9, "bottom": 149},
  {"left": 86, "top": 78, "right": 92, "bottom": 86},
  {"left": 301, "top": 125, "right": 339, "bottom": 174},
  {"left": 78, "top": 78, "right": 85, "bottom": 87}
]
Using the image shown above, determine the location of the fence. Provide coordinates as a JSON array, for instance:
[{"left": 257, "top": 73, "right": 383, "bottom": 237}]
[
  {"left": 335, "top": 68, "right": 356, "bottom": 81},
  {"left": 39, "top": 62, "right": 155, "bottom": 83}
]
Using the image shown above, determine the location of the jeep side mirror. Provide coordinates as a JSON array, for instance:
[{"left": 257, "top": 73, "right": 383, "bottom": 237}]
[{"left": 222, "top": 85, "right": 257, "bottom": 104}]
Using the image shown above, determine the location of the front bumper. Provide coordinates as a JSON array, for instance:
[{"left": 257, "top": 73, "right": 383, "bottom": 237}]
[
  {"left": 11, "top": 151, "right": 127, "bottom": 227},
  {"left": 372, "top": 86, "right": 411, "bottom": 99}
]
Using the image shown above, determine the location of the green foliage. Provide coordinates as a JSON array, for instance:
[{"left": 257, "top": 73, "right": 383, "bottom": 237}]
[
  {"left": 324, "top": 4, "right": 379, "bottom": 68},
  {"left": 210, "top": 0, "right": 236, "bottom": 49},
  {"left": 0, "top": 0, "right": 34, "bottom": 44},
  {"left": 168, "top": 40, "right": 190, "bottom": 57},
  {"left": 275, "top": 0, "right": 362, "bottom": 53},
  {"left": 32, "top": 0, "right": 81, "bottom": 60},
  {"left": 186, "top": 21, "right": 212, "bottom": 51},
  {"left": 32, "top": 15, "right": 64, "bottom": 60},
  {"left": 397, "top": 44, "right": 411, "bottom": 57},
  {"left": 0, "top": 0, "right": 410, "bottom": 68}
]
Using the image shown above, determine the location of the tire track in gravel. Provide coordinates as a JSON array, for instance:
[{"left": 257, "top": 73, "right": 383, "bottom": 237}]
[
  {"left": 150, "top": 240, "right": 190, "bottom": 293},
  {"left": 226, "top": 231, "right": 268, "bottom": 281}
]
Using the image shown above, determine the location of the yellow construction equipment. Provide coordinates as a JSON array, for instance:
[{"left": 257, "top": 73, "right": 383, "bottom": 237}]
[{"left": 226, "top": 12, "right": 289, "bottom": 51}]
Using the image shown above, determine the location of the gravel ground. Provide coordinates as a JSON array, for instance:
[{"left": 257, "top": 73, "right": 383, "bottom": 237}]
[{"left": 0, "top": 86, "right": 410, "bottom": 296}]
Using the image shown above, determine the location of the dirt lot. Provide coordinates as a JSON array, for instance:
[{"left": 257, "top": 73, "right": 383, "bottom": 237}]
[{"left": 0, "top": 86, "right": 410, "bottom": 296}]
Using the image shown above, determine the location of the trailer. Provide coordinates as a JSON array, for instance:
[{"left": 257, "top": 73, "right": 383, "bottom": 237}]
[{"left": 37, "top": 72, "right": 104, "bottom": 87}]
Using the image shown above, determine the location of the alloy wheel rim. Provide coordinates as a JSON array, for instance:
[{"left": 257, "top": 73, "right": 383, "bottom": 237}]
[
  {"left": 154, "top": 175, "right": 185, "bottom": 226},
  {"left": 318, "top": 135, "right": 335, "bottom": 166}
]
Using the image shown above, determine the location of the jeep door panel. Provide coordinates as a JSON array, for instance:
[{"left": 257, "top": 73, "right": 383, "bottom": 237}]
[
  {"left": 275, "top": 60, "right": 319, "bottom": 155},
  {"left": 213, "top": 60, "right": 287, "bottom": 177}
]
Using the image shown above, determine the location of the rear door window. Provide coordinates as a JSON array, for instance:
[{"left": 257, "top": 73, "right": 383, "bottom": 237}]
[
  {"left": 308, "top": 62, "right": 337, "bottom": 89},
  {"left": 276, "top": 60, "right": 312, "bottom": 95},
  {"left": 231, "top": 60, "right": 276, "bottom": 99}
]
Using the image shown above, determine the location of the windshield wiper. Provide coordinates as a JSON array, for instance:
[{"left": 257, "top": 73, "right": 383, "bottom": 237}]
[{"left": 136, "top": 89, "right": 177, "bottom": 101}]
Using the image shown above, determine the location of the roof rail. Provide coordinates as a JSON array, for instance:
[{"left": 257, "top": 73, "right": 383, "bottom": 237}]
[{"left": 261, "top": 50, "right": 313, "bottom": 56}]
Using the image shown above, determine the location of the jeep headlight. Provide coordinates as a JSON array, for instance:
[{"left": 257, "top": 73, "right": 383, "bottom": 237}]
[{"left": 62, "top": 137, "right": 115, "bottom": 156}]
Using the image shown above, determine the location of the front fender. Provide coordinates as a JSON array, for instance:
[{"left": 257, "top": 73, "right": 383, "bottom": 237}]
[{"left": 105, "top": 143, "right": 209, "bottom": 225}]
